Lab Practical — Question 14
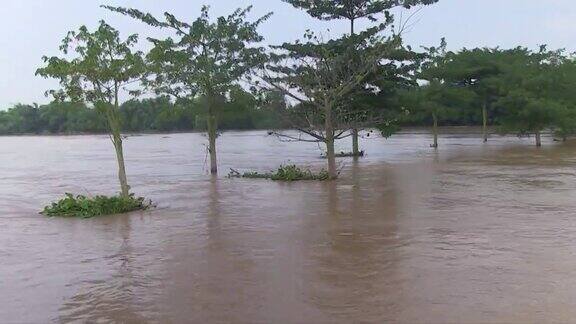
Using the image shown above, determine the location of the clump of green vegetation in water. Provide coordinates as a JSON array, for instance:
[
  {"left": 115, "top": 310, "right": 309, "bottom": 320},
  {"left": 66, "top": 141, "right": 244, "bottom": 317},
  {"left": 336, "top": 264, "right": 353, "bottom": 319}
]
[
  {"left": 229, "top": 165, "right": 330, "bottom": 181},
  {"left": 322, "top": 151, "right": 365, "bottom": 158},
  {"left": 42, "top": 193, "right": 152, "bottom": 218}
]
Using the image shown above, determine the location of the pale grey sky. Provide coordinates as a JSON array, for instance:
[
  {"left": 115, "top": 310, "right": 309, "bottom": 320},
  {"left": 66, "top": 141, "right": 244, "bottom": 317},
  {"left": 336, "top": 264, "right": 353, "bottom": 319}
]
[{"left": 1, "top": 0, "right": 576, "bottom": 109}]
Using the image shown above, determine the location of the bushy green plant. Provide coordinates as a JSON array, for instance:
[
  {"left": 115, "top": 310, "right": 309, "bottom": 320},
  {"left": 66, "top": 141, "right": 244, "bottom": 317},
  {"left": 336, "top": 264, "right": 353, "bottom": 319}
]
[
  {"left": 229, "top": 165, "right": 330, "bottom": 181},
  {"left": 270, "top": 165, "right": 329, "bottom": 181},
  {"left": 42, "top": 193, "right": 152, "bottom": 218}
]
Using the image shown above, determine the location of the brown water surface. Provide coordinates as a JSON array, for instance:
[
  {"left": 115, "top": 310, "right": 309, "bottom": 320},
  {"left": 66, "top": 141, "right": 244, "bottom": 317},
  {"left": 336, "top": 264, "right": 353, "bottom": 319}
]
[{"left": 1, "top": 130, "right": 575, "bottom": 323}]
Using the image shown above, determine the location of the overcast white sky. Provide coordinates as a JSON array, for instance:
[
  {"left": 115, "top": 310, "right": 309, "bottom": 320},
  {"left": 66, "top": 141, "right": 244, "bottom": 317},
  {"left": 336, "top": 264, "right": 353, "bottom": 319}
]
[{"left": 1, "top": 0, "right": 576, "bottom": 109}]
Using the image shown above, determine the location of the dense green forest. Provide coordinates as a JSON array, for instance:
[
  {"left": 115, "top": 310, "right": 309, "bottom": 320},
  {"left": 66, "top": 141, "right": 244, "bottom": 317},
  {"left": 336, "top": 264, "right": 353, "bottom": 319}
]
[
  {"left": 0, "top": 88, "right": 289, "bottom": 135},
  {"left": 3, "top": 63, "right": 575, "bottom": 136},
  {"left": 0, "top": 95, "right": 505, "bottom": 136},
  {"left": 6, "top": 45, "right": 576, "bottom": 139}
]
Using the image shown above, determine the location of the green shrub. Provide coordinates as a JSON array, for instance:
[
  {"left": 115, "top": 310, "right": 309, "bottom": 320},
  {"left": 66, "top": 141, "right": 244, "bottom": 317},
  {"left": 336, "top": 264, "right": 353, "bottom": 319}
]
[
  {"left": 229, "top": 165, "right": 330, "bottom": 181},
  {"left": 42, "top": 193, "right": 152, "bottom": 218}
]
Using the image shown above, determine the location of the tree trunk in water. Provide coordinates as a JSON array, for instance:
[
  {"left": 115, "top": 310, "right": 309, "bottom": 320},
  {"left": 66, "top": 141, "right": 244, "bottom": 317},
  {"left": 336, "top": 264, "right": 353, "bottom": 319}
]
[
  {"left": 107, "top": 107, "right": 130, "bottom": 198},
  {"left": 206, "top": 94, "right": 218, "bottom": 175},
  {"left": 349, "top": 20, "right": 360, "bottom": 158},
  {"left": 352, "top": 128, "right": 360, "bottom": 156},
  {"left": 113, "top": 134, "right": 130, "bottom": 198},
  {"left": 432, "top": 112, "right": 439, "bottom": 148},
  {"left": 325, "top": 102, "right": 337, "bottom": 180},
  {"left": 207, "top": 115, "right": 218, "bottom": 174},
  {"left": 109, "top": 87, "right": 130, "bottom": 198},
  {"left": 325, "top": 135, "right": 337, "bottom": 180},
  {"left": 482, "top": 104, "right": 488, "bottom": 143},
  {"left": 535, "top": 130, "right": 542, "bottom": 147}
]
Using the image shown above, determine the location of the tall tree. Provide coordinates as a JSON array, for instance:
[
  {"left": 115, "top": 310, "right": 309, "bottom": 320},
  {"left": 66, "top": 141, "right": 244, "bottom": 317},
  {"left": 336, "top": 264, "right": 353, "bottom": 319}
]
[
  {"left": 402, "top": 80, "right": 473, "bottom": 148},
  {"left": 413, "top": 38, "right": 474, "bottom": 147},
  {"left": 104, "top": 5, "right": 271, "bottom": 175},
  {"left": 494, "top": 47, "right": 571, "bottom": 146},
  {"left": 283, "top": 0, "right": 439, "bottom": 155},
  {"left": 261, "top": 28, "right": 398, "bottom": 178},
  {"left": 438, "top": 48, "right": 513, "bottom": 142},
  {"left": 36, "top": 21, "right": 146, "bottom": 197},
  {"left": 549, "top": 58, "right": 576, "bottom": 141},
  {"left": 497, "top": 93, "right": 565, "bottom": 147}
]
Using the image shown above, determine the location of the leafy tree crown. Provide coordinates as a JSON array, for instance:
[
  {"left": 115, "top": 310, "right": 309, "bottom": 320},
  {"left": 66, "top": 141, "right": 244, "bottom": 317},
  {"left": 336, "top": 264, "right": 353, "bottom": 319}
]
[
  {"left": 36, "top": 20, "right": 146, "bottom": 105},
  {"left": 103, "top": 5, "right": 272, "bottom": 99}
]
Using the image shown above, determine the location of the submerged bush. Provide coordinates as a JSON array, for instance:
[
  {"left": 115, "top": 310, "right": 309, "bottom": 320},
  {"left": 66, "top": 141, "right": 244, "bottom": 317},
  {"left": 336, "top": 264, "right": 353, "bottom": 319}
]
[
  {"left": 42, "top": 193, "right": 152, "bottom": 218},
  {"left": 229, "top": 164, "right": 330, "bottom": 181}
]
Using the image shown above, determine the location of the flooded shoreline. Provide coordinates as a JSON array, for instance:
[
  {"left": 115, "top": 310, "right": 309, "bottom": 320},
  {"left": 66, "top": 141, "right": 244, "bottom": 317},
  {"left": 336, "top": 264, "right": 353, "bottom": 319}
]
[{"left": 1, "top": 130, "right": 575, "bottom": 323}]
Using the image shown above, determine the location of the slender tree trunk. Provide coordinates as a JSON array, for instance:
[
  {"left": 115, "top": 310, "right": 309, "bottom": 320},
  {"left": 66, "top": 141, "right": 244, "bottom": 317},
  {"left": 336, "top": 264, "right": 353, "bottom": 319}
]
[
  {"left": 207, "top": 95, "right": 218, "bottom": 175},
  {"left": 350, "top": 18, "right": 355, "bottom": 35},
  {"left": 352, "top": 128, "right": 360, "bottom": 156},
  {"left": 535, "top": 130, "right": 542, "bottom": 147},
  {"left": 107, "top": 97, "right": 130, "bottom": 198},
  {"left": 432, "top": 112, "right": 439, "bottom": 148},
  {"left": 112, "top": 132, "right": 130, "bottom": 198},
  {"left": 482, "top": 103, "right": 488, "bottom": 143},
  {"left": 349, "top": 19, "right": 360, "bottom": 157},
  {"left": 110, "top": 86, "right": 130, "bottom": 198},
  {"left": 325, "top": 102, "right": 337, "bottom": 180}
]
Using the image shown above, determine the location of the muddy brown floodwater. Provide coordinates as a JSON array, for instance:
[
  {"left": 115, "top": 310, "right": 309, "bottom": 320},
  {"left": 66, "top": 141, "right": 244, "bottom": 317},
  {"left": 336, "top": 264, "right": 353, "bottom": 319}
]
[{"left": 1, "top": 129, "right": 576, "bottom": 323}]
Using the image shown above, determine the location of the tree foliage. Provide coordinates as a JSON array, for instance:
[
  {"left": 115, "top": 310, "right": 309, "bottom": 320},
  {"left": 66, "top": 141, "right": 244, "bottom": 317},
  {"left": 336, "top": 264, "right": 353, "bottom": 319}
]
[
  {"left": 261, "top": 27, "right": 400, "bottom": 178},
  {"left": 104, "top": 5, "right": 271, "bottom": 174},
  {"left": 0, "top": 90, "right": 289, "bottom": 135},
  {"left": 36, "top": 20, "right": 147, "bottom": 197},
  {"left": 282, "top": 0, "right": 439, "bottom": 24},
  {"left": 402, "top": 40, "right": 576, "bottom": 146},
  {"left": 282, "top": 0, "right": 439, "bottom": 155}
]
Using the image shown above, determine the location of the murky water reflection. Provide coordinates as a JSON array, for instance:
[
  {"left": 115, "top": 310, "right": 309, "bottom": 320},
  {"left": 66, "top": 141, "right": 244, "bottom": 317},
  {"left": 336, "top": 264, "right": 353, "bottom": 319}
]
[{"left": 1, "top": 130, "right": 575, "bottom": 323}]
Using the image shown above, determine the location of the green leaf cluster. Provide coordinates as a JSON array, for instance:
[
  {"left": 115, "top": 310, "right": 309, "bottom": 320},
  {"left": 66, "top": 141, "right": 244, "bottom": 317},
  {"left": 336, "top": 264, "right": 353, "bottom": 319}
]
[
  {"left": 36, "top": 20, "right": 146, "bottom": 105},
  {"left": 282, "top": 0, "right": 438, "bottom": 23},
  {"left": 103, "top": 5, "right": 271, "bottom": 100}
]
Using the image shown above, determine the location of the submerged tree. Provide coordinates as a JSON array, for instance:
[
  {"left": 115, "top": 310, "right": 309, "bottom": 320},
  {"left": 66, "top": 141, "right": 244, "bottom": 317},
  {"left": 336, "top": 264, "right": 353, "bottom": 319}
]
[
  {"left": 261, "top": 29, "right": 399, "bottom": 179},
  {"left": 283, "top": 0, "right": 439, "bottom": 156},
  {"left": 550, "top": 58, "right": 576, "bottom": 140},
  {"left": 403, "top": 80, "right": 473, "bottom": 148},
  {"left": 494, "top": 47, "right": 572, "bottom": 146},
  {"left": 438, "top": 48, "right": 506, "bottom": 142},
  {"left": 36, "top": 21, "right": 146, "bottom": 197},
  {"left": 104, "top": 5, "right": 271, "bottom": 175},
  {"left": 407, "top": 38, "right": 474, "bottom": 147},
  {"left": 497, "top": 93, "right": 565, "bottom": 147}
]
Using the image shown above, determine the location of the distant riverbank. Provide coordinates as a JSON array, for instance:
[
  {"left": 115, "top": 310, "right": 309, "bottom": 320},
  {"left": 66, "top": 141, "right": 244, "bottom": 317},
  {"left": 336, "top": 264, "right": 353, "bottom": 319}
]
[{"left": 0, "top": 126, "right": 555, "bottom": 138}]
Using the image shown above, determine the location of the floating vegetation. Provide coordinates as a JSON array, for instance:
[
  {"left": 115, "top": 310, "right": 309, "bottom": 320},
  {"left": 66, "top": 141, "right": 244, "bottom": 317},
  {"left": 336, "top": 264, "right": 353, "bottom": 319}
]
[
  {"left": 42, "top": 193, "right": 152, "bottom": 218},
  {"left": 228, "top": 165, "right": 330, "bottom": 181},
  {"left": 323, "top": 151, "right": 365, "bottom": 158}
]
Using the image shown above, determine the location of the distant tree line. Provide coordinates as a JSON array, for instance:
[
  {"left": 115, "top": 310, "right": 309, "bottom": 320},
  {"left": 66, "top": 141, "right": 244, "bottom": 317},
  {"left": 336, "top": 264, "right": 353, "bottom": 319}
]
[
  {"left": 0, "top": 88, "right": 289, "bottom": 135},
  {"left": 404, "top": 43, "right": 576, "bottom": 147},
  {"left": 2, "top": 87, "right": 539, "bottom": 136}
]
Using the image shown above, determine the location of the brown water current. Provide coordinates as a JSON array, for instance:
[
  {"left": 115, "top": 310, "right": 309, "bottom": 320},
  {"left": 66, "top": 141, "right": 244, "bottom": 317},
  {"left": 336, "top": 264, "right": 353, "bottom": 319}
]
[{"left": 1, "top": 129, "right": 576, "bottom": 323}]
